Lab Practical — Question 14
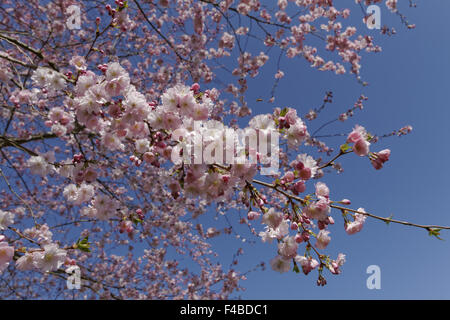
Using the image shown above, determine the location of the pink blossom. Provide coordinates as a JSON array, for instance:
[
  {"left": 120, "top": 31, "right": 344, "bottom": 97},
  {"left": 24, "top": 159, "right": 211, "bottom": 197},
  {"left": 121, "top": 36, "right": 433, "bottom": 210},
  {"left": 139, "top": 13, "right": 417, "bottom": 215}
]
[
  {"left": 69, "top": 55, "right": 87, "bottom": 71},
  {"left": 353, "top": 138, "right": 370, "bottom": 157},
  {"left": 282, "top": 171, "right": 295, "bottom": 183},
  {"left": 16, "top": 253, "right": 36, "bottom": 271},
  {"left": 0, "top": 210, "right": 14, "bottom": 230},
  {"left": 315, "top": 230, "right": 331, "bottom": 250},
  {"left": 247, "top": 211, "right": 260, "bottom": 221},
  {"left": 295, "top": 255, "right": 319, "bottom": 275},
  {"left": 270, "top": 255, "right": 291, "bottom": 273},
  {"left": 330, "top": 253, "right": 346, "bottom": 274},
  {"left": 305, "top": 196, "right": 330, "bottom": 221},
  {"left": 278, "top": 236, "right": 298, "bottom": 259},
  {"left": 347, "top": 125, "right": 366, "bottom": 144},
  {"left": 315, "top": 182, "right": 330, "bottom": 198},
  {"left": 0, "top": 242, "right": 14, "bottom": 273},
  {"left": 293, "top": 181, "right": 306, "bottom": 194},
  {"left": 262, "top": 208, "right": 283, "bottom": 230},
  {"left": 345, "top": 209, "right": 367, "bottom": 235},
  {"left": 34, "top": 244, "right": 67, "bottom": 272},
  {"left": 286, "top": 119, "right": 308, "bottom": 148},
  {"left": 371, "top": 149, "right": 391, "bottom": 170}
]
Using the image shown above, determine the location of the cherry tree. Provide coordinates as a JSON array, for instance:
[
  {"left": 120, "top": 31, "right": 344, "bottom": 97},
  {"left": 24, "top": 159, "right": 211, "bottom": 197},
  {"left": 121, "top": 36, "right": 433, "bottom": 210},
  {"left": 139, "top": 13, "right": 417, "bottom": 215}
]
[{"left": 0, "top": 0, "right": 445, "bottom": 299}]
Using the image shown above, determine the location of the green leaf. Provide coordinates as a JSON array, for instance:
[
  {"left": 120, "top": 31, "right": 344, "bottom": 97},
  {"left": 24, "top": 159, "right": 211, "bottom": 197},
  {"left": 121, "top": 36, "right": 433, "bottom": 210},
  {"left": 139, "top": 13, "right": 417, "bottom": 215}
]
[
  {"left": 75, "top": 236, "right": 91, "bottom": 252},
  {"left": 384, "top": 214, "right": 394, "bottom": 225},
  {"left": 340, "top": 143, "right": 351, "bottom": 153},
  {"left": 428, "top": 228, "right": 444, "bottom": 241},
  {"left": 293, "top": 264, "right": 300, "bottom": 273},
  {"left": 279, "top": 107, "right": 288, "bottom": 117}
]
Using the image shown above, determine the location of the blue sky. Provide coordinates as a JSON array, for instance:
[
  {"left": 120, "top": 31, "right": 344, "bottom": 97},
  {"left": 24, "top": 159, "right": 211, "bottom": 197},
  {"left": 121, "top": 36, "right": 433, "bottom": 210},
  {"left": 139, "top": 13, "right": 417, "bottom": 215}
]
[{"left": 203, "top": 1, "right": 450, "bottom": 299}]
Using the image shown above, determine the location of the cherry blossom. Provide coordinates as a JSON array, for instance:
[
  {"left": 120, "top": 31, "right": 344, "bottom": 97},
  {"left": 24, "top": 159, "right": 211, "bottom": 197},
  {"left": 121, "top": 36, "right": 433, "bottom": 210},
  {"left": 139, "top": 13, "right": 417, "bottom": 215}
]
[{"left": 0, "top": 0, "right": 444, "bottom": 299}]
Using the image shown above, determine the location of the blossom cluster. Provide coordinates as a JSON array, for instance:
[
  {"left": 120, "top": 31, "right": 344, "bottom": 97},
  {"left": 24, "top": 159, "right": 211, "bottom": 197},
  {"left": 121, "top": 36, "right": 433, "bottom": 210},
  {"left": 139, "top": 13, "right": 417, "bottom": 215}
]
[
  {"left": 20, "top": 61, "right": 394, "bottom": 280},
  {"left": 0, "top": 213, "right": 67, "bottom": 274}
]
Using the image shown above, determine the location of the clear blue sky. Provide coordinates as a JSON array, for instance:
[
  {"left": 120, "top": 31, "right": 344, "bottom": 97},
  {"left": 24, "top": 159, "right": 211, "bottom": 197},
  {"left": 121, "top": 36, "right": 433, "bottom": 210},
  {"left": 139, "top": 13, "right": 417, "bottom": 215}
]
[{"left": 202, "top": 1, "right": 450, "bottom": 299}]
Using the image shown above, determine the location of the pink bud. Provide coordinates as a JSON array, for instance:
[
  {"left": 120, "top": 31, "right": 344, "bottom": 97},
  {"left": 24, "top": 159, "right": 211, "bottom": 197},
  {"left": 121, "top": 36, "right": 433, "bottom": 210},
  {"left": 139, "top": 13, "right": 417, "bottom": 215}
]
[
  {"left": 295, "top": 234, "right": 303, "bottom": 243},
  {"left": 371, "top": 158, "right": 383, "bottom": 170},
  {"left": 339, "top": 113, "right": 348, "bottom": 122},
  {"left": 301, "top": 230, "right": 310, "bottom": 242},
  {"left": 293, "top": 181, "right": 306, "bottom": 194},
  {"left": 283, "top": 171, "right": 295, "bottom": 183},
  {"left": 190, "top": 83, "right": 200, "bottom": 94},
  {"left": 326, "top": 216, "right": 335, "bottom": 225},
  {"left": 378, "top": 149, "right": 390, "bottom": 162},
  {"left": 318, "top": 221, "right": 325, "bottom": 230},
  {"left": 260, "top": 194, "right": 267, "bottom": 203},
  {"left": 73, "top": 154, "right": 84, "bottom": 163},
  {"left": 295, "top": 161, "right": 304, "bottom": 171},
  {"left": 299, "top": 167, "right": 311, "bottom": 180},
  {"left": 156, "top": 141, "right": 166, "bottom": 149},
  {"left": 143, "top": 152, "right": 155, "bottom": 163},
  {"left": 247, "top": 211, "right": 260, "bottom": 221}
]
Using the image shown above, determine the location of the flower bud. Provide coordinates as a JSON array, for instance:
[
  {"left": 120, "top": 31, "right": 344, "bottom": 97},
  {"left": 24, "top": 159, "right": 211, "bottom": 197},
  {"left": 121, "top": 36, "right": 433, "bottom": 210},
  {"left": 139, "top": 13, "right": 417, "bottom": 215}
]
[
  {"left": 301, "top": 230, "right": 310, "bottom": 242},
  {"left": 299, "top": 167, "right": 311, "bottom": 180},
  {"left": 295, "top": 234, "right": 303, "bottom": 243},
  {"left": 247, "top": 211, "right": 260, "bottom": 221},
  {"left": 295, "top": 161, "right": 304, "bottom": 171}
]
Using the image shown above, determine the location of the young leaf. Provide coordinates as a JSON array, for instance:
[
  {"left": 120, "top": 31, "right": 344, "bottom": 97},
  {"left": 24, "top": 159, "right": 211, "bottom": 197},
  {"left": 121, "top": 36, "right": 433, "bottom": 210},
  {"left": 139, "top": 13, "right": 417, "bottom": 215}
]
[
  {"left": 340, "top": 143, "right": 351, "bottom": 153},
  {"left": 385, "top": 214, "right": 394, "bottom": 225},
  {"left": 279, "top": 107, "right": 288, "bottom": 117},
  {"left": 75, "top": 236, "right": 91, "bottom": 252},
  {"left": 428, "top": 228, "right": 444, "bottom": 241}
]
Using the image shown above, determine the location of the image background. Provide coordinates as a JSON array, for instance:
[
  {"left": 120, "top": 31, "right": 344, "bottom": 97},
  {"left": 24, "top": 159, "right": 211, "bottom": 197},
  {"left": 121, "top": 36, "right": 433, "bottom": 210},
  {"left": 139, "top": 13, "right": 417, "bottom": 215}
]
[{"left": 2, "top": 0, "right": 449, "bottom": 300}]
